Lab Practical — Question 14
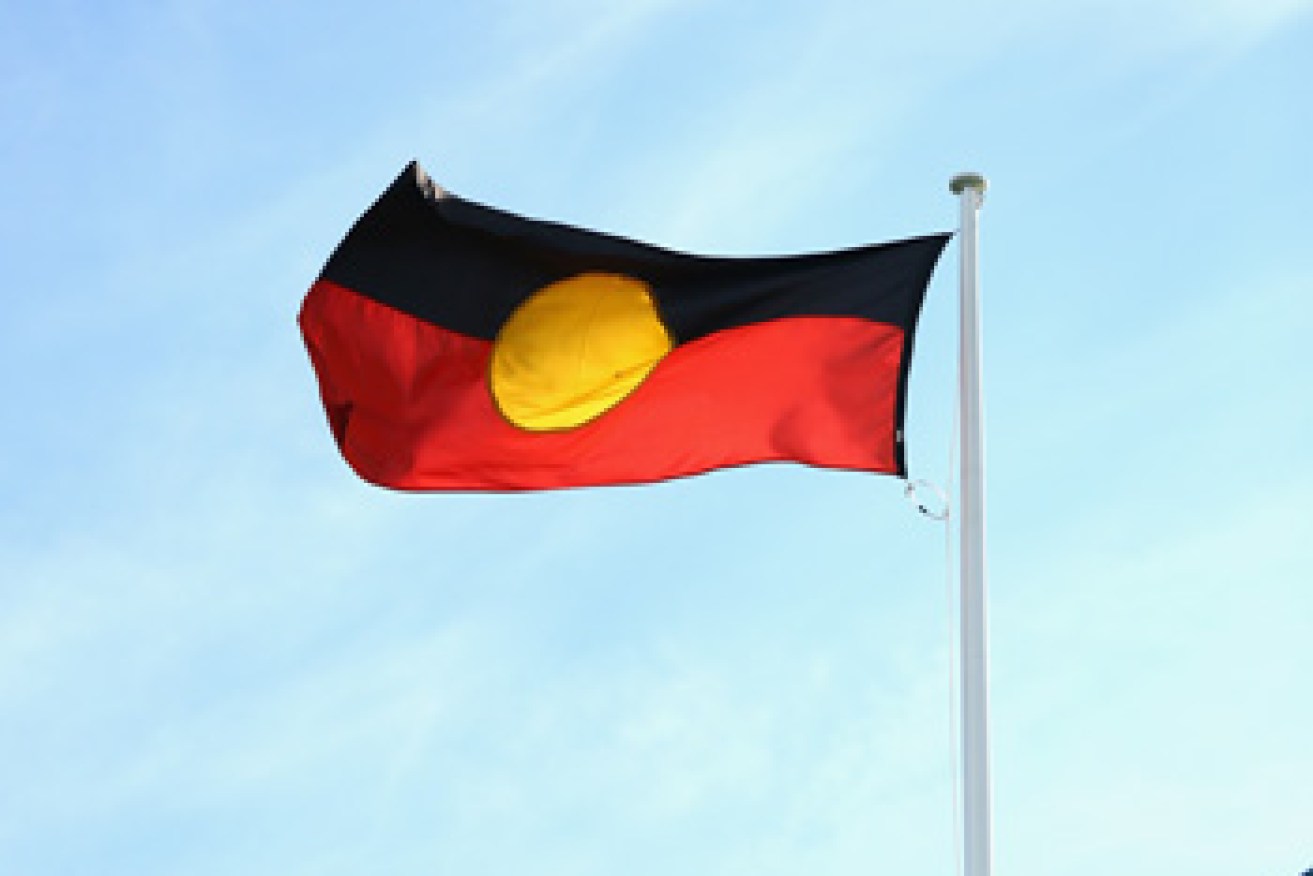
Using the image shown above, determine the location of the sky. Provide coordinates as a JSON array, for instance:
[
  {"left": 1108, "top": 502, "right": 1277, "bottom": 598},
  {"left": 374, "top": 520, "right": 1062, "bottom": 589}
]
[{"left": 1, "top": 1, "right": 1310, "bottom": 874}]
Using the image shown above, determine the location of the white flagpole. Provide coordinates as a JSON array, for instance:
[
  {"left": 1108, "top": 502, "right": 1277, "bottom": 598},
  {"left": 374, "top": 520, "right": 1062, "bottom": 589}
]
[{"left": 950, "top": 171, "right": 991, "bottom": 876}]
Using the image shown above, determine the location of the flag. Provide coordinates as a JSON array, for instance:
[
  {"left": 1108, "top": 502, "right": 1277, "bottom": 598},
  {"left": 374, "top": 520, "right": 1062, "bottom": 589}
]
[{"left": 299, "top": 162, "right": 950, "bottom": 491}]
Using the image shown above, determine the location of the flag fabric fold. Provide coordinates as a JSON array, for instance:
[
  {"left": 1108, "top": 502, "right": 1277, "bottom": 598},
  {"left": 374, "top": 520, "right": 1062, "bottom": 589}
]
[{"left": 299, "top": 161, "right": 950, "bottom": 491}]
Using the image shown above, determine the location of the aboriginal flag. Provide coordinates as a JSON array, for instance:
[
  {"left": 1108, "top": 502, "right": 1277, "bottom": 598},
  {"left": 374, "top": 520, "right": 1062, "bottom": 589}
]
[{"left": 299, "top": 162, "right": 950, "bottom": 491}]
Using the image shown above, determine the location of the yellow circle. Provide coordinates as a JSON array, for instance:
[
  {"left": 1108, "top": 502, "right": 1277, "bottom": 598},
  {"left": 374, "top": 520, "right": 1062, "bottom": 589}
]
[{"left": 491, "top": 272, "right": 673, "bottom": 431}]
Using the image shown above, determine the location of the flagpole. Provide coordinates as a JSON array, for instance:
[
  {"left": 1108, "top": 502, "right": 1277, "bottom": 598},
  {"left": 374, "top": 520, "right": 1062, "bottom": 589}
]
[{"left": 950, "top": 171, "right": 991, "bottom": 876}]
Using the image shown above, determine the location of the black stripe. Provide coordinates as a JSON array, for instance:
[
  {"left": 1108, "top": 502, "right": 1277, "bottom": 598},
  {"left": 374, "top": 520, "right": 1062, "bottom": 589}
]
[{"left": 319, "top": 162, "right": 950, "bottom": 344}]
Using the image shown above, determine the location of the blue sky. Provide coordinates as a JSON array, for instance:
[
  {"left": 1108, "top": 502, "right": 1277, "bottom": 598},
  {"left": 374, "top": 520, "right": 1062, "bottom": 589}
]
[{"left": 2, "top": 1, "right": 1310, "bottom": 874}]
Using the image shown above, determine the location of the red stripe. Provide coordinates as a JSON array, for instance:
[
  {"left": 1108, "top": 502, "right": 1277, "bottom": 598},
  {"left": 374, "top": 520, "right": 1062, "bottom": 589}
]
[{"left": 299, "top": 279, "right": 907, "bottom": 490}]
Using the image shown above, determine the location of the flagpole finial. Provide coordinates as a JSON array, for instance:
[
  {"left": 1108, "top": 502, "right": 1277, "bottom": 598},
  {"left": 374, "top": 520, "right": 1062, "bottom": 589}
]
[{"left": 950, "top": 172, "right": 988, "bottom": 197}]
